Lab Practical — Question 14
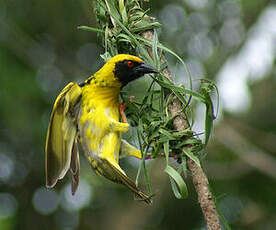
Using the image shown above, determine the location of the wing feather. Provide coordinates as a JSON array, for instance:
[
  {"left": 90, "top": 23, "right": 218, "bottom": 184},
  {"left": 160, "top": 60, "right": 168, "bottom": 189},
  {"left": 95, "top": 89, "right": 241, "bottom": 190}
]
[
  {"left": 45, "top": 82, "right": 82, "bottom": 188},
  {"left": 70, "top": 139, "right": 80, "bottom": 195}
]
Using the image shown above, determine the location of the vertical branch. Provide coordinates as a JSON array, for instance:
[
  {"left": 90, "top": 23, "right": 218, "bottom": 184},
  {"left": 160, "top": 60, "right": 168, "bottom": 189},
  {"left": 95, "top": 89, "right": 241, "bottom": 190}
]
[
  {"left": 141, "top": 30, "right": 222, "bottom": 230},
  {"left": 188, "top": 159, "right": 221, "bottom": 230}
]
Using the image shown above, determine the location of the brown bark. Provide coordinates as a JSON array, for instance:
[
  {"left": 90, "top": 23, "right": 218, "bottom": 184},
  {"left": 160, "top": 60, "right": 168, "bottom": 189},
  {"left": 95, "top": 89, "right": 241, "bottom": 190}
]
[{"left": 141, "top": 30, "right": 222, "bottom": 230}]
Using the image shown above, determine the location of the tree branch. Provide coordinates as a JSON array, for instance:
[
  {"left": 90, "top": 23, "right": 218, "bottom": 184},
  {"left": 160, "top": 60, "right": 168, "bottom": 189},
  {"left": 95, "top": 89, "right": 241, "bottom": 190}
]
[{"left": 141, "top": 30, "right": 222, "bottom": 230}]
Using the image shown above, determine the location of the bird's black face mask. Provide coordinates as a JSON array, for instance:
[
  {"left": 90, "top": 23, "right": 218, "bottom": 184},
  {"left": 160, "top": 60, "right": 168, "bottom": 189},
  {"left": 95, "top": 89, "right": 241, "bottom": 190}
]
[{"left": 114, "top": 60, "right": 158, "bottom": 87}]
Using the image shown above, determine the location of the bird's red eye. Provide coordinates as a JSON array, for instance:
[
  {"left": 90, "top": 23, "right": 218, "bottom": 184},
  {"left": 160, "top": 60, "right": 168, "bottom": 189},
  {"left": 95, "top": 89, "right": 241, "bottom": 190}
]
[{"left": 127, "top": 61, "right": 133, "bottom": 68}]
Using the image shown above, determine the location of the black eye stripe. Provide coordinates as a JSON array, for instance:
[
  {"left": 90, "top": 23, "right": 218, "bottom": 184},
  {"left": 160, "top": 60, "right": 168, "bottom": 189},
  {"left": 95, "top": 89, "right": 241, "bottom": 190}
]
[{"left": 114, "top": 60, "right": 142, "bottom": 86}]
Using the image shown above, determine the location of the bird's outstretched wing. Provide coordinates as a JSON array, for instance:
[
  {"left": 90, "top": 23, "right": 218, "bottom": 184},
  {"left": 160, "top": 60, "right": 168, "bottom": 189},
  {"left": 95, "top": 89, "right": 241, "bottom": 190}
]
[{"left": 45, "top": 82, "right": 82, "bottom": 193}]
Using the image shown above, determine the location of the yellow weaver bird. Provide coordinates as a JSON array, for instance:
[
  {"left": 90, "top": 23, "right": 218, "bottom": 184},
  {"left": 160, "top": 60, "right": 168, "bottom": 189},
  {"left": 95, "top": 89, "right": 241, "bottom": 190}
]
[{"left": 45, "top": 54, "right": 157, "bottom": 204}]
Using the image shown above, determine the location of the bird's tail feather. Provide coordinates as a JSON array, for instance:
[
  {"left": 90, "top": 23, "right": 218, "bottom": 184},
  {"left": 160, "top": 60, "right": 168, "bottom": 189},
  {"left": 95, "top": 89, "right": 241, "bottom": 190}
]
[{"left": 93, "top": 158, "right": 151, "bottom": 204}]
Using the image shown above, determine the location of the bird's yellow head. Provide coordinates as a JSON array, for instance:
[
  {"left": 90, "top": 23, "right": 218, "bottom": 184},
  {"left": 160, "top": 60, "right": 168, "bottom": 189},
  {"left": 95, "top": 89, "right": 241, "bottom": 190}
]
[{"left": 90, "top": 54, "right": 157, "bottom": 88}]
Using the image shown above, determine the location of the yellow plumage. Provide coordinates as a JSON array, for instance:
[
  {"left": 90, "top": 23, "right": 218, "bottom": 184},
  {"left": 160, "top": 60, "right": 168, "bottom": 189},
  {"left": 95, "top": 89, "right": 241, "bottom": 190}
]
[{"left": 45, "top": 54, "right": 157, "bottom": 204}]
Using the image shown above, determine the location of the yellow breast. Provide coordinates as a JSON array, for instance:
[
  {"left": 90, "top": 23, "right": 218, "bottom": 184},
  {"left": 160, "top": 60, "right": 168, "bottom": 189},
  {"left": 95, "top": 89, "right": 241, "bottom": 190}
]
[{"left": 78, "top": 84, "right": 121, "bottom": 165}]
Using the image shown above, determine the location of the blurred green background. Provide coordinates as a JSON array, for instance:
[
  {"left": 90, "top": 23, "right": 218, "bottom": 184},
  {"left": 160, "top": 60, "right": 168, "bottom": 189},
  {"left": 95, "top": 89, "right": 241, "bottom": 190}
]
[{"left": 0, "top": 0, "right": 275, "bottom": 229}]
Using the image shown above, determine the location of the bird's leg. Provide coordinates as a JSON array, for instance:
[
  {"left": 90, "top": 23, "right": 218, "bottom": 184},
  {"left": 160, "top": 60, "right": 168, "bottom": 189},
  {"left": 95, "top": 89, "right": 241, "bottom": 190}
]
[
  {"left": 119, "top": 102, "right": 128, "bottom": 123},
  {"left": 119, "top": 96, "right": 134, "bottom": 123},
  {"left": 108, "top": 118, "right": 129, "bottom": 133},
  {"left": 120, "top": 139, "right": 142, "bottom": 159}
]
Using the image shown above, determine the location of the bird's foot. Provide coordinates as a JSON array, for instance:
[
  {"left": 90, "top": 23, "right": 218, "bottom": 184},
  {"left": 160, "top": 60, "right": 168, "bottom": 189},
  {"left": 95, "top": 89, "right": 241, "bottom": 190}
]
[{"left": 119, "top": 96, "right": 135, "bottom": 123}]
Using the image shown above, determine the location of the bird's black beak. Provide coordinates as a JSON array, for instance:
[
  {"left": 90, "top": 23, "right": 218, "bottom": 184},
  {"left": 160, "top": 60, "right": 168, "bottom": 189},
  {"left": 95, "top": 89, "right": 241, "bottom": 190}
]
[{"left": 134, "top": 62, "right": 158, "bottom": 75}]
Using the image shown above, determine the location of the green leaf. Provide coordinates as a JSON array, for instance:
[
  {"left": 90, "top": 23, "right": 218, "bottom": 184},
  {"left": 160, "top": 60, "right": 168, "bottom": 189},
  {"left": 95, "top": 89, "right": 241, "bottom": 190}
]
[
  {"left": 200, "top": 80, "right": 218, "bottom": 146},
  {"left": 105, "top": 0, "right": 121, "bottom": 26},
  {"left": 152, "top": 76, "right": 205, "bottom": 103},
  {"left": 118, "top": 0, "right": 128, "bottom": 25},
  {"left": 77, "top": 26, "right": 104, "bottom": 33},
  {"left": 163, "top": 141, "right": 169, "bottom": 163},
  {"left": 164, "top": 165, "right": 188, "bottom": 199},
  {"left": 135, "top": 126, "right": 144, "bottom": 186},
  {"left": 152, "top": 30, "right": 160, "bottom": 71},
  {"left": 174, "top": 138, "right": 202, "bottom": 149},
  {"left": 159, "top": 128, "right": 174, "bottom": 138},
  {"left": 130, "top": 22, "right": 161, "bottom": 33},
  {"left": 204, "top": 95, "right": 214, "bottom": 146},
  {"left": 183, "top": 148, "right": 201, "bottom": 167},
  {"left": 171, "top": 130, "right": 193, "bottom": 138}
]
